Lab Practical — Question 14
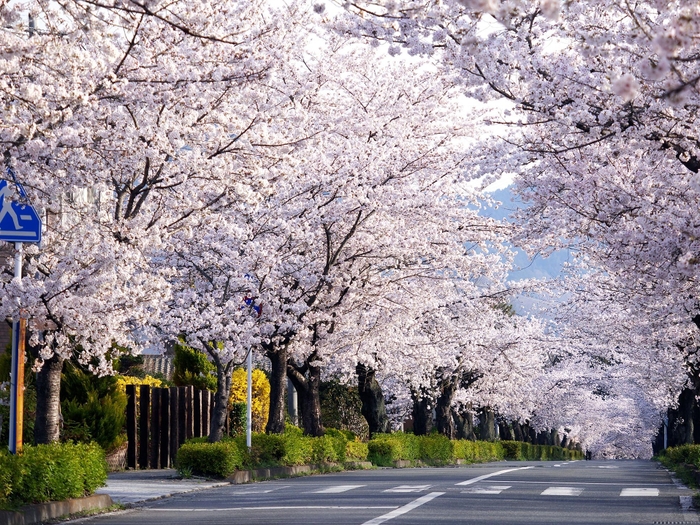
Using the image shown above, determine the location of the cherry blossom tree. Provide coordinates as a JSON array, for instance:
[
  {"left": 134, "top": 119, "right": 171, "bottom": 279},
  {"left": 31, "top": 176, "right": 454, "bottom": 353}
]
[
  {"left": 0, "top": 0, "right": 309, "bottom": 442},
  {"left": 330, "top": 0, "right": 700, "bottom": 453}
]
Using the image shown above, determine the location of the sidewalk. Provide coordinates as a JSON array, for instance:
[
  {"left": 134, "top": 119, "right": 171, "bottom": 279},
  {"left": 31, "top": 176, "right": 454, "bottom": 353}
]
[{"left": 96, "top": 470, "right": 230, "bottom": 505}]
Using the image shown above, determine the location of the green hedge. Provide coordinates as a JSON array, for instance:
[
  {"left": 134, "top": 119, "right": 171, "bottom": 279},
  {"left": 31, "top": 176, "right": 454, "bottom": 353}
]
[
  {"left": 0, "top": 442, "right": 107, "bottom": 510},
  {"left": 658, "top": 444, "right": 700, "bottom": 468},
  {"left": 177, "top": 429, "right": 368, "bottom": 477},
  {"left": 500, "top": 441, "right": 583, "bottom": 461},
  {"left": 176, "top": 439, "right": 243, "bottom": 478},
  {"left": 176, "top": 430, "right": 582, "bottom": 479},
  {"left": 453, "top": 440, "right": 505, "bottom": 463}
]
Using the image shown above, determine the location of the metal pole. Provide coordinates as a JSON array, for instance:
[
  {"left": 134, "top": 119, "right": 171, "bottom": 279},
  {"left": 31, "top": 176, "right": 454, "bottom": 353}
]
[
  {"left": 8, "top": 242, "right": 22, "bottom": 454},
  {"left": 246, "top": 349, "right": 252, "bottom": 450}
]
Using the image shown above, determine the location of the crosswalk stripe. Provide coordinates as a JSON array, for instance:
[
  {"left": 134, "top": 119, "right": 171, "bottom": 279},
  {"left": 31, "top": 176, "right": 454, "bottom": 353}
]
[
  {"left": 620, "top": 488, "right": 659, "bottom": 496},
  {"left": 384, "top": 485, "right": 432, "bottom": 493},
  {"left": 461, "top": 485, "right": 511, "bottom": 495},
  {"left": 314, "top": 485, "right": 366, "bottom": 494},
  {"left": 541, "top": 487, "right": 583, "bottom": 496}
]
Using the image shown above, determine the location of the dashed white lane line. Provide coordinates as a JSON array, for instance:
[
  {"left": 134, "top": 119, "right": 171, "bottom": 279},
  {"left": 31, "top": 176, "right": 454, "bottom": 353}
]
[
  {"left": 384, "top": 485, "right": 432, "bottom": 493},
  {"left": 313, "top": 485, "right": 366, "bottom": 494},
  {"left": 362, "top": 492, "right": 445, "bottom": 525},
  {"left": 620, "top": 488, "right": 659, "bottom": 497},
  {"left": 456, "top": 466, "right": 534, "bottom": 486},
  {"left": 461, "top": 485, "right": 511, "bottom": 495},
  {"left": 541, "top": 487, "right": 584, "bottom": 496}
]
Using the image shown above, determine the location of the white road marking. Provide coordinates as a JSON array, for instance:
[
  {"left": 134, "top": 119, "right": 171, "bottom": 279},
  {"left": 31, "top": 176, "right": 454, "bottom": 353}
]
[
  {"left": 598, "top": 466, "right": 619, "bottom": 469},
  {"left": 541, "top": 487, "right": 583, "bottom": 496},
  {"left": 384, "top": 485, "right": 432, "bottom": 493},
  {"left": 314, "top": 485, "right": 366, "bottom": 494},
  {"left": 362, "top": 492, "right": 445, "bottom": 525},
  {"left": 456, "top": 466, "right": 533, "bottom": 486},
  {"left": 229, "top": 485, "right": 290, "bottom": 495},
  {"left": 461, "top": 485, "right": 511, "bottom": 495},
  {"left": 150, "top": 506, "right": 399, "bottom": 512},
  {"left": 620, "top": 488, "right": 659, "bottom": 497}
]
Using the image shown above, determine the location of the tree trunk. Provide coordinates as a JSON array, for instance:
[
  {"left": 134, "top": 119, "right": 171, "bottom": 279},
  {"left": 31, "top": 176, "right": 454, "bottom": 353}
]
[
  {"left": 513, "top": 423, "right": 525, "bottom": 442},
  {"left": 356, "top": 364, "right": 390, "bottom": 436},
  {"left": 265, "top": 342, "right": 287, "bottom": 434},
  {"left": 34, "top": 354, "right": 64, "bottom": 444},
  {"left": 551, "top": 428, "right": 561, "bottom": 446},
  {"left": 452, "top": 408, "right": 476, "bottom": 440},
  {"left": 478, "top": 407, "right": 496, "bottom": 441},
  {"left": 435, "top": 378, "right": 456, "bottom": 439},
  {"left": 208, "top": 359, "right": 233, "bottom": 443},
  {"left": 499, "top": 420, "right": 515, "bottom": 441},
  {"left": 288, "top": 359, "right": 324, "bottom": 437},
  {"left": 411, "top": 390, "right": 433, "bottom": 436}
]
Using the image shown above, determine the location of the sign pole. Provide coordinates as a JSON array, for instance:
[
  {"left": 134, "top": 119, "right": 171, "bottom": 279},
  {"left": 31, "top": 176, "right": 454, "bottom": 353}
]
[{"left": 8, "top": 242, "right": 23, "bottom": 454}]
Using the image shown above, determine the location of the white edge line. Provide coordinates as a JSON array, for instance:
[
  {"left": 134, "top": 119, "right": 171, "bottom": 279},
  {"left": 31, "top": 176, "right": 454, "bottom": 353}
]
[
  {"left": 361, "top": 492, "right": 445, "bottom": 525},
  {"left": 150, "top": 506, "right": 400, "bottom": 512},
  {"left": 456, "top": 466, "right": 533, "bottom": 486}
]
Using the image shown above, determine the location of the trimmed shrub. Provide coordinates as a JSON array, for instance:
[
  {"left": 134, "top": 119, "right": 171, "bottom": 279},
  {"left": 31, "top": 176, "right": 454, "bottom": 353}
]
[
  {"left": 322, "top": 429, "right": 349, "bottom": 463},
  {"left": 0, "top": 443, "right": 106, "bottom": 510},
  {"left": 279, "top": 425, "right": 313, "bottom": 466},
  {"left": 419, "top": 434, "right": 453, "bottom": 464},
  {"left": 368, "top": 433, "right": 421, "bottom": 465},
  {"left": 346, "top": 440, "right": 369, "bottom": 462},
  {"left": 452, "top": 440, "right": 505, "bottom": 463},
  {"left": 176, "top": 440, "right": 242, "bottom": 478},
  {"left": 311, "top": 435, "right": 341, "bottom": 463},
  {"left": 500, "top": 441, "right": 583, "bottom": 461},
  {"left": 235, "top": 433, "right": 286, "bottom": 468}
]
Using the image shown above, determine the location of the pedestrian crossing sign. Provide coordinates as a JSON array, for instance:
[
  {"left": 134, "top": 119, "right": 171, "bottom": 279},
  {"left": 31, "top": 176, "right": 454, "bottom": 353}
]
[{"left": 0, "top": 180, "right": 41, "bottom": 243}]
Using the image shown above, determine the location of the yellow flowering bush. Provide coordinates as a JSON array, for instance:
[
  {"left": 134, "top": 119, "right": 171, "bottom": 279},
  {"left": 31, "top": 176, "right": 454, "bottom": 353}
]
[
  {"left": 229, "top": 369, "right": 270, "bottom": 432},
  {"left": 115, "top": 375, "right": 164, "bottom": 401}
]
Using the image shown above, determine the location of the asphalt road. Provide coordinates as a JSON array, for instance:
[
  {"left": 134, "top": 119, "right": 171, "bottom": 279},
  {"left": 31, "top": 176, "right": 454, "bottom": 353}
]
[{"left": 83, "top": 460, "right": 698, "bottom": 525}]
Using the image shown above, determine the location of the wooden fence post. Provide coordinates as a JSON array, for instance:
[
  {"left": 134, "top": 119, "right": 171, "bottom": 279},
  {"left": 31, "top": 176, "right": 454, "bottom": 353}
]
[
  {"left": 193, "top": 389, "right": 202, "bottom": 438},
  {"left": 178, "top": 386, "right": 187, "bottom": 448},
  {"left": 170, "top": 386, "right": 179, "bottom": 464},
  {"left": 138, "top": 385, "right": 150, "bottom": 469},
  {"left": 185, "top": 386, "right": 193, "bottom": 440},
  {"left": 202, "top": 390, "right": 210, "bottom": 438},
  {"left": 126, "top": 385, "right": 137, "bottom": 469},
  {"left": 160, "top": 388, "right": 170, "bottom": 469},
  {"left": 150, "top": 388, "right": 161, "bottom": 468}
]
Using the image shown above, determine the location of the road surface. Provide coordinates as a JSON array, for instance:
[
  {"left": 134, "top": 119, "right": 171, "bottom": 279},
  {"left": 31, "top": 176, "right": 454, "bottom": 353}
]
[{"left": 84, "top": 460, "right": 698, "bottom": 525}]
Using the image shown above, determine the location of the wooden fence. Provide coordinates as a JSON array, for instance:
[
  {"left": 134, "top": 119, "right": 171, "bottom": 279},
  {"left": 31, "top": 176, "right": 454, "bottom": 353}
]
[{"left": 125, "top": 385, "right": 215, "bottom": 469}]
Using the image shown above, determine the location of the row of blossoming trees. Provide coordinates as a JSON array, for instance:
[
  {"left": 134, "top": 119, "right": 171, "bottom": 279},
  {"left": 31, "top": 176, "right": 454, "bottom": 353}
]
[{"left": 0, "top": 0, "right": 693, "bottom": 457}]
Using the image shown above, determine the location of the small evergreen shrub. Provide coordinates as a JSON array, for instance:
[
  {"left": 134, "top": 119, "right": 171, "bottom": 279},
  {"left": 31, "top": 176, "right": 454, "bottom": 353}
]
[
  {"left": 311, "top": 435, "right": 341, "bottom": 463},
  {"left": 345, "top": 440, "right": 369, "bottom": 461},
  {"left": 176, "top": 440, "right": 242, "bottom": 478},
  {"left": 236, "top": 433, "right": 286, "bottom": 468},
  {"left": 419, "top": 434, "right": 453, "bottom": 464},
  {"left": 281, "top": 425, "right": 313, "bottom": 466},
  {"left": 0, "top": 443, "right": 106, "bottom": 510}
]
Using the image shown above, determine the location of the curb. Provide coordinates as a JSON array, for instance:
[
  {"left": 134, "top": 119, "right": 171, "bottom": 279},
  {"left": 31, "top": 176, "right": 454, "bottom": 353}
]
[
  {"left": 225, "top": 461, "right": 373, "bottom": 483},
  {"left": 0, "top": 494, "right": 114, "bottom": 525}
]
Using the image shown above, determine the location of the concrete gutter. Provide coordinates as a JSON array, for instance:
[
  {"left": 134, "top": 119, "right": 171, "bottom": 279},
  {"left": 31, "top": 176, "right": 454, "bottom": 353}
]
[{"left": 0, "top": 494, "right": 113, "bottom": 525}]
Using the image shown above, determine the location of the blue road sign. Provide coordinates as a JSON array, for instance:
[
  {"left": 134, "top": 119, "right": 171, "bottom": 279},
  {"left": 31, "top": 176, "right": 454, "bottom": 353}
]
[{"left": 0, "top": 180, "right": 41, "bottom": 243}]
